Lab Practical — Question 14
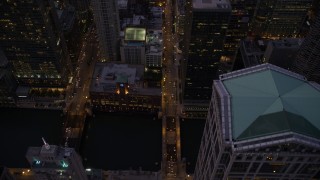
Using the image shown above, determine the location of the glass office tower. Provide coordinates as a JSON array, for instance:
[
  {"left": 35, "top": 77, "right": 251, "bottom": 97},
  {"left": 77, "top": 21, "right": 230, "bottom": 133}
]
[
  {"left": 91, "top": 0, "right": 120, "bottom": 62},
  {"left": 251, "top": 0, "right": 313, "bottom": 39},
  {"left": 184, "top": 0, "right": 231, "bottom": 101},
  {"left": 0, "top": 0, "right": 71, "bottom": 87},
  {"left": 194, "top": 64, "right": 320, "bottom": 180},
  {"left": 291, "top": 12, "right": 320, "bottom": 84}
]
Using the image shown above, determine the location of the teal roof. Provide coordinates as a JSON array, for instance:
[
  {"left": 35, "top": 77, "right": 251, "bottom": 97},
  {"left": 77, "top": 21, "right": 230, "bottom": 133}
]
[{"left": 222, "top": 69, "right": 320, "bottom": 140}]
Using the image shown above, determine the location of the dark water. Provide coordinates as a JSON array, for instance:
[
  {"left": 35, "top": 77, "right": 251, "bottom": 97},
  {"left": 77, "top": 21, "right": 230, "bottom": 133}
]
[
  {"left": 0, "top": 107, "right": 205, "bottom": 173},
  {"left": 81, "top": 112, "right": 162, "bottom": 171},
  {"left": 0, "top": 107, "right": 64, "bottom": 168}
]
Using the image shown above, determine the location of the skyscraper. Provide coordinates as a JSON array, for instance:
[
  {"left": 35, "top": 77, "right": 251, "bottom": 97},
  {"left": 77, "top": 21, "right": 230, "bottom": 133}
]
[
  {"left": 0, "top": 0, "right": 71, "bottom": 87},
  {"left": 263, "top": 38, "right": 302, "bottom": 69},
  {"left": 251, "top": 0, "right": 313, "bottom": 39},
  {"left": 91, "top": 0, "right": 120, "bottom": 62},
  {"left": 183, "top": 0, "right": 231, "bottom": 101},
  {"left": 66, "top": 0, "right": 90, "bottom": 19},
  {"left": 26, "top": 139, "right": 88, "bottom": 180},
  {"left": 291, "top": 12, "right": 320, "bottom": 84},
  {"left": 221, "top": 0, "right": 256, "bottom": 72},
  {"left": 0, "top": 48, "right": 17, "bottom": 107},
  {"left": 120, "top": 27, "right": 146, "bottom": 65},
  {"left": 194, "top": 63, "right": 320, "bottom": 179}
]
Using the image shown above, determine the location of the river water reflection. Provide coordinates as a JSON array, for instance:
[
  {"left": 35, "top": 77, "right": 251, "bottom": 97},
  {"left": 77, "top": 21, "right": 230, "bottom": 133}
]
[
  {"left": 0, "top": 108, "right": 204, "bottom": 173},
  {"left": 81, "top": 111, "right": 162, "bottom": 171}
]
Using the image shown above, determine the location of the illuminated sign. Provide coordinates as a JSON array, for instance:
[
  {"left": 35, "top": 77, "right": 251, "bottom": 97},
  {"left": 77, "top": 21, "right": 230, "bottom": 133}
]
[{"left": 61, "top": 161, "right": 69, "bottom": 168}]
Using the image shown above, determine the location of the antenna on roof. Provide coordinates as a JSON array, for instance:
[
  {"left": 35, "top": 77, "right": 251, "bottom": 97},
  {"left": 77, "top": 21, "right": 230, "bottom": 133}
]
[{"left": 42, "top": 137, "right": 51, "bottom": 150}]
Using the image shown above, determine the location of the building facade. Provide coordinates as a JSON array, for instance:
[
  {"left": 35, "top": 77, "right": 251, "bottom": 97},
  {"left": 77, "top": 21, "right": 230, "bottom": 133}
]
[
  {"left": 120, "top": 45, "right": 146, "bottom": 65},
  {"left": 221, "top": 0, "right": 257, "bottom": 72},
  {"left": 232, "top": 39, "right": 267, "bottom": 71},
  {"left": 291, "top": 12, "right": 320, "bottom": 84},
  {"left": 263, "top": 38, "right": 302, "bottom": 70},
  {"left": 91, "top": 0, "right": 120, "bottom": 62},
  {"left": 90, "top": 63, "right": 161, "bottom": 113},
  {"left": 120, "top": 27, "right": 147, "bottom": 65},
  {"left": 251, "top": 0, "right": 313, "bottom": 39},
  {"left": 194, "top": 64, "right": 320, "bottom": 180},
  {"left": 66, "top": 0, "right": 90, "bottom": 21},
  {"left": 145, "top": 52, "right": 161, "bottom": 67},
  {"left": 0, "top": 49, "right": 17, "bottom": 107},
  {"left": 0, "top": 0, "right": 71, "bottom": 87},
  {"left": 145, "top": 30, "right": 162, "bottom": 67},
  {"left": 0, "top": 69, "right": 17, "bottom": 107},
  {"left": 26, "top": 141, "right": 88, "bottom": 180},
  {"left": 183, "top": 0, "right": 231, "bottom": 102}
]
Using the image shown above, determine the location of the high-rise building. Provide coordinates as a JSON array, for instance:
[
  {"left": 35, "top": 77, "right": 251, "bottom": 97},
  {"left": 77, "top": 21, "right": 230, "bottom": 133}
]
[
  {"left": 89, "top": 63, "right": 161, "bottom": 112},
  {"left": 194, "top": 63, "right": 320, "bottom": 180},
  {"left": 0, "top": 48, "right": 17, "bottom": 107},
  {"left": 91, "top": 0, "right": 120, "bottom": 62},
  {"left": 233, "top": 38, "right": 303, "bottom": 71},
  {"left": 251, "top": 0, "right": 313, "bottom": 39},
  {"left": 174, "top": 0, "right": 188, "bottom": 36},
  {"left": 120, "top": 27, "right": 146, "bottom": 65},
  {"left": 145, "top": 30, "right": 162, "bottom": 68},
  {"left": 232, "top": 39, "right": 267, "bottom": 71},
  {"left": 0, "top": 0, "right": 71, "bottom": 87},
  {"left": 66, "top": 0, "right": 90, "bottom": 19},
  {"left": 26, "top": 139, "right": 88, "bottom": 180},
  {"left": 291, "top": 13, "right": 320, "bottom": 84},
  {"left": 144, "top": 30, "right": 162, "bottom": 88},
  {"left": 121, "top": 45, "right": 145, "bottom": 64},
  {"left": 65, "top": 0, "right": 92, "bottom": 33},
  {"left": 183, "top": 0, "right": 231, "bottom": 102},
  {"left": 221, "top": 0, "right": 256, "bottom": 72},
  {"left": 263, "top": 38, "right": 302, "bottom": 69},
  {"left": 54, "top": 3, "right": 83, "bottom": 72},
  {"left": 0, "top": 69, "right": 17, "bottom": 107}
]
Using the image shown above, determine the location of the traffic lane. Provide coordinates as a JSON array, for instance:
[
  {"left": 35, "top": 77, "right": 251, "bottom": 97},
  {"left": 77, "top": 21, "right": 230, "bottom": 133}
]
[{"left": 166, "top": 116, "right": 176, "bottom": 131}]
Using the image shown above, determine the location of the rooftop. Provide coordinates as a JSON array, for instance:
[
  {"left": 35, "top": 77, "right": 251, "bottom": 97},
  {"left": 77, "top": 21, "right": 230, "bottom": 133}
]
[
  {"left": 193, "top": 0, "right": 231, "bottom": 10},
  {"left": 125, "top": 27, "right": 146, "bottom": 41},
  {"left": 117, "top": 0, "right": 128, "bottom": 9},
  {"left": 240, "top": 39, "right": 267, "bottom": 68},
  {"left": 121, "top": 15, "right": 146, "bottom": 29},
  {"left": 90, "top": 63, "right": 161, "bottom": 96},
  {"left": 146, "top": 30, "right": 162, "bottom": 54},
  {"left": 268, "top": 38, "right": 304, "bottom": 49},
  {"left": 221, "top": 64, "right": 320, "bottom": 140},
  {"left": 26, "top": 145, "right": 75, "bottom": 160}
]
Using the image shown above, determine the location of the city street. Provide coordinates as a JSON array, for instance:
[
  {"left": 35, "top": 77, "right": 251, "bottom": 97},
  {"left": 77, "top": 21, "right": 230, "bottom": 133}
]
[
  {"left": 63, "top": 27, "right": 99, "bottom": 149},
  {"left": 161, "top": 0, "right": 187, "bottom": 179}
]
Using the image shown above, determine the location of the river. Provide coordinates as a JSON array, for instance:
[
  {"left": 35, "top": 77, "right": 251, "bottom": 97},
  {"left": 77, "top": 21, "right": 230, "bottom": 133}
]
[{"left": 0, "top": 108, "right": 204, "bottom": 173}]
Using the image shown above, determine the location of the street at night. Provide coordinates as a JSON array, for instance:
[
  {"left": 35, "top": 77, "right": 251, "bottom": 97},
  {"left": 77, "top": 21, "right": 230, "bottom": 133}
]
[{"left": 1, "top": 0, "right": 320, "bottom": 180}]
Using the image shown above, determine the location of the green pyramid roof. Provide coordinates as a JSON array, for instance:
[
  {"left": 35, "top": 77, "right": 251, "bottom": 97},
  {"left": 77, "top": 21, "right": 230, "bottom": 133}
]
[
  {"left": 238, "top": 111, "right": 320, "bottom": 139},
  {"left": 222, "top": 69, "right": 320, "bottom": 140}
]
